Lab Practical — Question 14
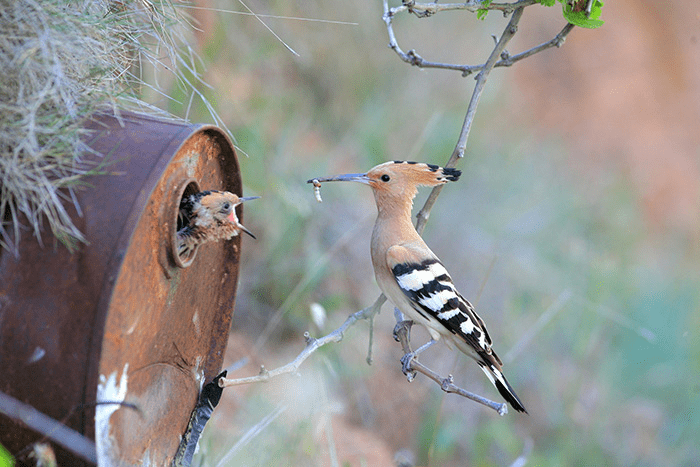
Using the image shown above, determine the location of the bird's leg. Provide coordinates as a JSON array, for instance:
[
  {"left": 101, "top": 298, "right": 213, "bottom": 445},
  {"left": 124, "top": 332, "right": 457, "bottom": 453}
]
[
  {"left": 392, "top": 318, "right": 413, "bottom": 343},
  {"left": 391, "top": 312, "right": 418, "bottom": 379},
  {"left": 392, "top": 314, "right": 436, "bottom": 381},
  {"left": 400, "top": 338, "right": 437, "bottom": 381},
  {"left": 413, "top": 338, "right": 437, "bottom": 357},
  {"left": 393, "top": 307, "right": 406, "bottom": 325}
]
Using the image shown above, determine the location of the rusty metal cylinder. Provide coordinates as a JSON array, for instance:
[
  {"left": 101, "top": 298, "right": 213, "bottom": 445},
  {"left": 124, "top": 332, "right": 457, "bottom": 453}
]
[{"left": 0, "top": 112, "right": 244, "bottom": 465}]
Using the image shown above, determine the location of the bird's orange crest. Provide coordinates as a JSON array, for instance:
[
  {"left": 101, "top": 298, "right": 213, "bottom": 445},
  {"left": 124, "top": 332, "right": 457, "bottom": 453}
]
[{"left": 365, "top": 161, "right": 461, "bottom": 189}]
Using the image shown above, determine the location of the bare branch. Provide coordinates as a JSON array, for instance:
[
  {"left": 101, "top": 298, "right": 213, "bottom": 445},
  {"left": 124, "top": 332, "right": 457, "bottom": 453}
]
[
  {"left": 503, "top": 289, "right": 572, "bottom": 364},
  {"left": 495, "top": 22, "right": 575, "bottom": 69},
  {"left": 389, "top": 0, "right": 538, "bottom": 18},
  {"left": 236, "top": 0, "right": 299, "bottom": 56},
  {"left": 382, "top": 2, "right": 479, "bottom": 76},
  {"left": 382, "top": 0, "right": 576, "bottom": 196},
  {"left": 393, "top": 319, "right": 508, "bottom": 415},
  {"left": 383, "top": 12, "right": 575, "bottom": 80},
  {"left": 215, "top": 405, "right": 287, "bottom": 467},
  {"left": 231, "top": 0, "right": 577, "bottom": 415},
  {"left": 366, "top": 305, "right": 377, "bottom": 365},
  {"left": 219, "top": 296, "right": 386, "bottom": 388},
  {"left": 509, "top": 438, "right": 534, "bottom": 467},
  {"left": 0, "top": 391, "right": 97, "bottom": 464},
  {"left": 415, "top": 6, "right": 526, "bottom": 234},
  {"left": 253, "top": 212, "right": 374, "bottom": 354}
]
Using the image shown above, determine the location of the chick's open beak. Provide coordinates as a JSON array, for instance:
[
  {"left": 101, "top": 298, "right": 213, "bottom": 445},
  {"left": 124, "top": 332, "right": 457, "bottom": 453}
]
[
  {"left": 239, "top": 225, "right": 256, "bottom": 239},
  {"left": 230, "top": 195, "right": 260, "bottom": 239}
]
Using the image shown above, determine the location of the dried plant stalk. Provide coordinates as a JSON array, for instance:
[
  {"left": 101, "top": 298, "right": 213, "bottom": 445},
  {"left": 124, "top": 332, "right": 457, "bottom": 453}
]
[{"left": 0, "top": 0, "right": 214, "bottom": 253}]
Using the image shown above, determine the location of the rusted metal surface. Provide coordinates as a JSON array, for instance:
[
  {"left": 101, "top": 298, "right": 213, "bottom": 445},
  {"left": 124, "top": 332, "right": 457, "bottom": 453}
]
[{"left": 0, "top": 112, "right": 243, "bottom": 465}]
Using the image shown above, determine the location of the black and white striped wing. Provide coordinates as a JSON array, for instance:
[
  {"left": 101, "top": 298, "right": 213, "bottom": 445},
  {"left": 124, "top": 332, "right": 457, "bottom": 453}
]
[
  {"left": 387, "top": 250, "right": 495, "bottom": 359},
  {"left": 387, "top": 245, "right": 528, "bottom": 413}
]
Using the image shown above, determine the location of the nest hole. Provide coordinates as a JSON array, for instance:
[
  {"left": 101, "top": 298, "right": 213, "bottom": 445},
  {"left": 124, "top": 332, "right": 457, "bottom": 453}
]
[{"left": 173, "top": 179, "right": 201, "bottom": 268}]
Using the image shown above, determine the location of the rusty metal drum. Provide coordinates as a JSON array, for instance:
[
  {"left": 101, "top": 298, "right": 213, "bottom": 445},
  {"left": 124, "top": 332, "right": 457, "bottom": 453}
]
[{"left": 0, "top": 112, "right": 244, "bottom": 465}]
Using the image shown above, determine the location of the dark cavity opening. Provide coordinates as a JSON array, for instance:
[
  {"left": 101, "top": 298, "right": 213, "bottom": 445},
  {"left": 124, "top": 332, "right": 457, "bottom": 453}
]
[{"left": 173, "top": 180, "right": 201, "bottom": 268}]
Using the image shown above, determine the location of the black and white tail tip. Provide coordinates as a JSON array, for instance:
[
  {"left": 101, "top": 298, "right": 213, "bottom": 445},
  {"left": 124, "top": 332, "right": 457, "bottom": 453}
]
[{"left": 477, "top": 361, "right": 527, "bottom": 413}]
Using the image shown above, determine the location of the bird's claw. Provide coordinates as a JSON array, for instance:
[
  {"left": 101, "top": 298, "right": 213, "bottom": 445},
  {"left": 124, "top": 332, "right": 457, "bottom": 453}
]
[
  {"left": 400, "top": 351, "right": 417, "bottom": 381},
  {"left": 392, "top": 319, "right": 414, "bottom": 342}
]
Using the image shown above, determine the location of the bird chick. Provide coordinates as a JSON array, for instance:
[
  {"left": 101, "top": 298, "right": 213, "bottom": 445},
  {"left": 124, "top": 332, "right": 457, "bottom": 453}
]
[
  {"left": 177, "top": 190, "right": 259, "bottom": 258},
  {"left": 308, "top": 161, "right": 527, "bottom": 413}
]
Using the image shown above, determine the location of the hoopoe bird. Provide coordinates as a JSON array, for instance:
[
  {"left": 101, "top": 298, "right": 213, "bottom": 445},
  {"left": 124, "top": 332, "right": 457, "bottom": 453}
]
[
  {"left": 309, "top": 161, "right": 527, "bottom": 413},
  {"left": 177, "top": 190, "right": 259, "bottom": 257}
]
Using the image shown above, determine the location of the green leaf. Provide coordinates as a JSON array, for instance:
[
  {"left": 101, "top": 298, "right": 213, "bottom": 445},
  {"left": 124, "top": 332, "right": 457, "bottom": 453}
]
[
  {"left": 477, "top": 0, "right": 492, "bottom": 20},
  {"left": 537, "top": 0, "right": 557, "bottom": 6},
  {"left": 563, "top": 0, "right": 605, "bottom": 28},
  {"left": 0, "top": 444, "right": 14, "bottom": 467}
]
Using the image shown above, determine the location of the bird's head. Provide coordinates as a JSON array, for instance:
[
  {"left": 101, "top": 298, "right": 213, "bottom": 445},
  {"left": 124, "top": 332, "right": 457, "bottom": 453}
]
[
  {"left": 182, "top": 190, "right": 259, "bottom": 239},
  {"left": 176, "top": 190, "right": 259, "bottom": 264},
  {"left": 308, "top": 161, "right": 461, "bottom": 210},
  {"left": 200, "top": 191, "right": 259, "bottom": 239}
]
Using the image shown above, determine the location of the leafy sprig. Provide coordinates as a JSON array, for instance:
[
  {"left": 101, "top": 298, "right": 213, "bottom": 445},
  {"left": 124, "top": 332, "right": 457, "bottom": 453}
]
[{"left": 539, "top": 0, "right": 605, "bottom": 29}]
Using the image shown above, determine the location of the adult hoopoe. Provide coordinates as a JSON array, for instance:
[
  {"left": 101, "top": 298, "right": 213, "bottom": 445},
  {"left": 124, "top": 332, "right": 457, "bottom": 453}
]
[
  {"left": 309, "top": 161, "right": 527, "bottom": 413},
  {"left": 177, "top": 190, "right": 259, "bottom": 257}
]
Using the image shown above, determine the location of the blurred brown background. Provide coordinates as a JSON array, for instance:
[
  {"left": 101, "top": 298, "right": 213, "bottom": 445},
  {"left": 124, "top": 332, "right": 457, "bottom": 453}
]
[{"left": 175, "top": 1, "right": 700, "bottom": 465}]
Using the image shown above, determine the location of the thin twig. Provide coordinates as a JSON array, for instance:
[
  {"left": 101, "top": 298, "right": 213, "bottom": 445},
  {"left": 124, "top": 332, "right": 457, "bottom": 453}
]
[
  {"left": 390, "top": 0, "right": 537, "bottom": 18},
  {"left": 414, "top": 6, "right": 525, "bottom": 234},
  {"left": 0, "top": 391, "right": 97, "bottom": 464},
  {"left": 495, "top": 22, "right": 575, "bottom": 68},
  {"left": 366, "top": 305, "right": 376, "bottom": 365},
  {"left": 593, "top": 302, "right": 657, "bottom": 344},
  {"left": 180, "top": 5, "right": 359, "bottom": 25},
  {"left": 253, "top": 212, "right": 374, "bottom": 354},
  {"left": 220, "top": 297, "right": 385, "bottom": 388},
  {"left": 382, "top": 0, "right": 577, "bottom": 198},
  {"left": 380, "top": 21, "right": 574, "bottom": 78},
  {"left": 231, "top": 0, "right": 576, "bottom": 414},
  {"left": 393, "top": 320, "right": 508, "bottom": 415},
  {"left": 509, "top": 438, "right": 534, "bottom": 467},
  {"left": 236, "top": 0, "right": 300, "bottom": 56},
  {"left": 215, "top": 405, "right": 287, "bottom": 467},
  {"left": 503, "top": 289, "right": 572, "bottom": 364}
]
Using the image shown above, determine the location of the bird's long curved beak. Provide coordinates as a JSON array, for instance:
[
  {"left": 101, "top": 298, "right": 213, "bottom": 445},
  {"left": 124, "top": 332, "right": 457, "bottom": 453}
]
[
  {"left": 307, "top": 173, "right": 370, "bottom": 184},
  {"left": 239, "top": 196, "right": 261, "bottom": 203}
]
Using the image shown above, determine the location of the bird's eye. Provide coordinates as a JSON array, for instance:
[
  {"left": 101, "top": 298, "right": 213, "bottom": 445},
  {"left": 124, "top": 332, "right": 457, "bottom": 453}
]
[
  {"left": 381, "top": 174, "right": 390, "bottom": 182},
  {"left": 222, "top": 202, "right": 231, "bottom": 211}
]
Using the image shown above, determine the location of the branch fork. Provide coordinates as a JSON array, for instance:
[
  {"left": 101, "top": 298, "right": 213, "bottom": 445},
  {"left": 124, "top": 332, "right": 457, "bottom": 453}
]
[
  {"left": 222, "top": 0, "right": 578, "bottom": 417},
  {"left": 392, "top": 314, "right": 507, "bottom": 415}
]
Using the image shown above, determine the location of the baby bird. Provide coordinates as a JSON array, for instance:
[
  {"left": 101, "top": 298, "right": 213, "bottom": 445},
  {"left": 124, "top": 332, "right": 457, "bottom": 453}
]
[
  {"left": 309, "top": 161, "right": 527, "bottom": 413},
  {"left": 177, "top": 190, "right": 259, "bottom": 258}
]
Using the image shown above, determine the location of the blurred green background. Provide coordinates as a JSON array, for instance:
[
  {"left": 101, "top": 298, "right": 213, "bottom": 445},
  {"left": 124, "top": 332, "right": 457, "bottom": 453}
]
[{"left": 164, "top": 0, "right": 700, "bottom": 465}]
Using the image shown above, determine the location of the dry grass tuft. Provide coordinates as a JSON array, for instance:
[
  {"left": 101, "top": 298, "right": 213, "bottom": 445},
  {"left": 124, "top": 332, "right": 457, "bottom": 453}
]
[{"left": 0, "top": 0, "right": 209, "bottom": 254}]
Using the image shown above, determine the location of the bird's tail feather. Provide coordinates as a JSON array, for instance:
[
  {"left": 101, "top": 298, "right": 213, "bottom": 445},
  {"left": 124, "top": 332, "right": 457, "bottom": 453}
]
[{"left": 477, "top": 360, "right": 528, "bottom": 414}]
